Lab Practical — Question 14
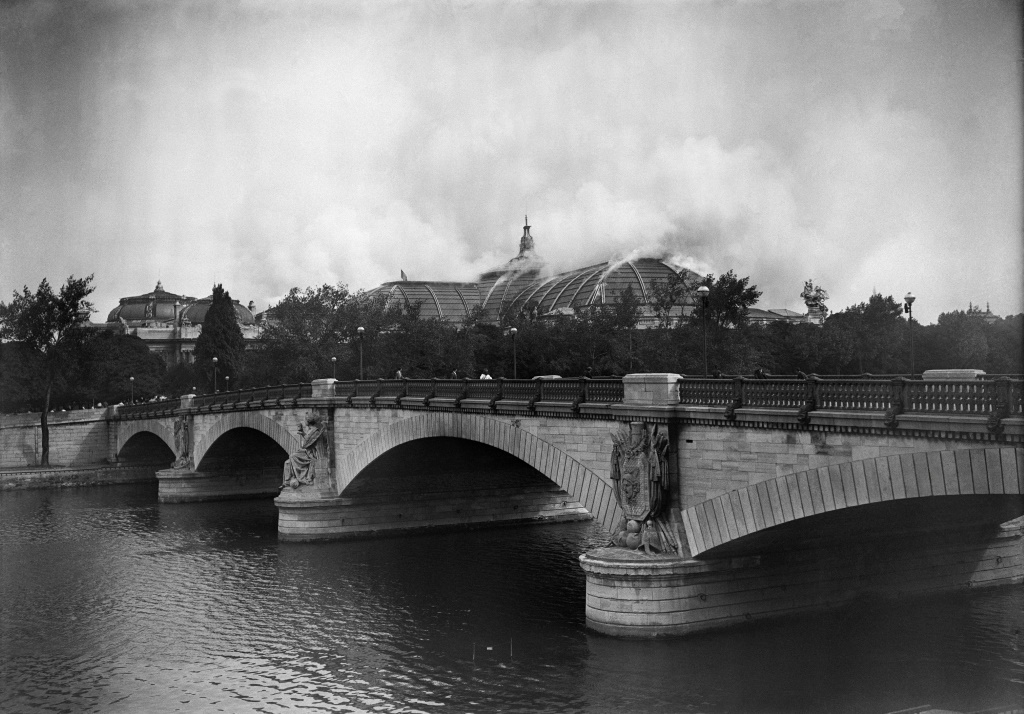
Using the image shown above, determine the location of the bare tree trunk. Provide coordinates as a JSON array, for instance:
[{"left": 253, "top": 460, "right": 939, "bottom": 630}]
[{"left": 40, "top": 380, "right": 51, "bottom": 467}]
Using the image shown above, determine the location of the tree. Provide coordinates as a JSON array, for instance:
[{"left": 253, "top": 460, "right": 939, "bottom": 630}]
[
  {"left": 0, "top": 341, "right": 44, "bottom": 413},
  {"left": 613, "top": 285, "right": 643, "bottom": 372},
  {"left": 0, "top": 275, "right": 94, "bottom": 465},
  {"left": 254, "top": 284, "right": 352, "bottom": 383},
  {"left": 250, "top": 285, "right": 419, "bottom": 383},
  {"left": 916, "top": 309, "right": 1023, "bottom": 374},
  {"left": 693, "top": 271, "right": 762, "bottom": 329},
  {"left": 649, "top": 269, "right": 696, "bottom": 328},
  {"left": 612, "top": 285, "right": 643, "bottom": 330},
  {"left": 194, "top": 285, "right": 245, "bottom": 391},
  {"left": 758, "top": 320, "right": 853, "bottom": 374},
  {"left": 161, "top": 361, "right": 202, "bottom": 398},
  {"left": 825, "top": 294, "right": 907, "bottom": 373},
  {"left": 983, "top": 314, "right": 1024, "bottom": 374},
  {"left": 77, "top": 332, "right": 166, "bottom": 406}
]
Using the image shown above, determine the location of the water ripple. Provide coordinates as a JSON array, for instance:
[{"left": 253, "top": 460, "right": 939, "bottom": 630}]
[{"left": 1, "top": 484, "right": 1022, "bottom": 713}]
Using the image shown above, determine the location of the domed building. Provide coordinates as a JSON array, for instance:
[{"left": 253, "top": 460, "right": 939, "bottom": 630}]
[
  {"left": 105, "top": 281, "right": 261, "bottom": 363},
  {"left": 369, "top": 219, "right": 701, "bottom": 327}
]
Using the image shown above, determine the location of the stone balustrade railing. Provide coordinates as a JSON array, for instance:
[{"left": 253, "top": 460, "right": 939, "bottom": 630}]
[
  {"left": 113, "top": 400, "right": 180, "bottom": 419},
  {"left": 111, "top": 375, "right": 1022, "bottom": 436},
  {"left": 679, "top": 375, "right": 1023, "bottom": 434},
  {"left": 113, "top": 383, "right": 313, "bottom": 418}
]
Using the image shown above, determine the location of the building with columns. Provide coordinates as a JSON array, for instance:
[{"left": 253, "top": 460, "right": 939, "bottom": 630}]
[{"left": 104, "top": 281, "right": 261, "bottom": 364}]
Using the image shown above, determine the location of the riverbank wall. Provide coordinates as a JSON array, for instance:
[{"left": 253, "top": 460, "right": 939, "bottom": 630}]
[
  {"left": 0, "top": 408, "right": 114, "bottom": 469},
  {"left": 0, "top": 464, "right": 159, "bottom": 490},
  {"left": 0, "top": 408, "right": 162, "bottom": 489}
]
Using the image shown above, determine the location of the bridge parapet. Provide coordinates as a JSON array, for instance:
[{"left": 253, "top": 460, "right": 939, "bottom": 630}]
[
  {"left": 113, "top": 384, "right": 313, "bottom": 420},
  {"left": 113, "top": 400, "right": 179, "bottom": 419},
  {"left": 111, "top": 375, "right": 1023, "bottom": 441},
  {"left": 677, "top": 376, "right": 1023, "bottom": 438}
]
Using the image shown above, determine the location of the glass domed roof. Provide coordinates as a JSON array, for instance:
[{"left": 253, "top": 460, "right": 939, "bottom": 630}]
[
  {"left": 486, "top": 258, "right": 690, "bottom": 317},
  {"left": 367, "top": 219, "right": 695, "bottom": 325}
]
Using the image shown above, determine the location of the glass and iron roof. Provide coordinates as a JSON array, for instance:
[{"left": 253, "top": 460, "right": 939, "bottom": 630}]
[{"left": 369, "top": 240, "right": 693, "bottom": 324}]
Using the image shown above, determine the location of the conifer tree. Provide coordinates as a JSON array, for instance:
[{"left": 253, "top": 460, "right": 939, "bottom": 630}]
[{"left": 194, "top": 284, "right": 245, "bottom": 391}]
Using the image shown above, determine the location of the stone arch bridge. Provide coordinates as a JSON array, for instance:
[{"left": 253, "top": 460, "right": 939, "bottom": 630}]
[{"left": 111, "top": 373, "right": 1024, "bottom": 636}]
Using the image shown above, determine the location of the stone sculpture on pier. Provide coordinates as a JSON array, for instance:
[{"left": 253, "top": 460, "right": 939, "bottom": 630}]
[
  {"left": 172, "top": 415, "right": 193, "bottom": 469},
  {"left": 281, "top": 412, "right": 329, "bottom": 490},
  {"left": 608, "top": 421, "right": 678, "bottom": 554}
]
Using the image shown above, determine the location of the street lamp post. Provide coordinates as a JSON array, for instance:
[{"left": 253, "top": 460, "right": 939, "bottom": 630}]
[
  {"left": 357, "top": 327, "right": 365, "bottom": 380},
  {"left": 129, "top": 376, "right": 134, "bottom": 404},
  {"left": 904, "top": 292, "right": 916, "bottom": 376},
  {"left": 628, "top": 328, "right": 633, "bottom": 372},
  {"left": 212, "top": 356, "right": 218, "bottom": 393},
  {"left": 332, "top": 356, "right": 337, "bottom": 380},
  {"left": 225, "top": 375, "right": 230, "bottom": 392},
  {"left": 510, "top": 327, "right": 518, "bottom": 379},
  {"left": 697, "top": 285, "right": 710, "bottom": 377}
]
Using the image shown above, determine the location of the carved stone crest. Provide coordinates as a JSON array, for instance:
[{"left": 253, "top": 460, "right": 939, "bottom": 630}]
[
  {"left": 281, "top": 411, "right": 330, "bottom": 490},
  {"left": 172, "top": 415, "right": 193, "bottom": 469},
  {"left": 609, "top": 422, "right": 678, "bottom": 554}
]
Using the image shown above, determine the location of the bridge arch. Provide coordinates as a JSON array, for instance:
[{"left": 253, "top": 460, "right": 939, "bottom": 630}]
[
  {"left": 335, "top": 412, "right": 621, "bottom": 534},
  {"left": 117, "top": 420, "right": 175, "bottom": 460},
  {"left": 683, "top": 446, "right": 1024, "bottom": 558},
  {"left": 193, "top": 411, "right": 298, "bottom": 469}
]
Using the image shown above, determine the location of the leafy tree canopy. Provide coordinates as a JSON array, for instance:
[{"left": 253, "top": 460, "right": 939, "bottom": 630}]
[
  {"left": 824, "top": 294, "right": 908, "bottom": 374},
  {"left": 694, "top": 270, "right": 762, "bottom": 329},
  {"left": 0, "top": 275, "right": 95, "bottom": 465},
  {"left": 77, "top": 332, "right": 166, "bottom": 405},
  {"left": 649, "top": 269, "right": 695, "bottom": 328}
]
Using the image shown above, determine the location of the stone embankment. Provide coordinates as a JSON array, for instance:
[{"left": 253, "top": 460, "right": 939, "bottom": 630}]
[
  {"left": 0, "top": 465, "right": 157, "bottom": 490},
  {"left": 1, "top": 407, "right": 159, "bottom": 489}
]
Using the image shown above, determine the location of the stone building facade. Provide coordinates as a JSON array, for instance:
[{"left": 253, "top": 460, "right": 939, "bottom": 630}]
[{"left": 104, "top": 282, "right": 261, "bottom": 364}]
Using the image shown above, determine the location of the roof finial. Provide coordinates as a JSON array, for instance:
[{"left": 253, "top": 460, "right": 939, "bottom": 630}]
[{"left": 519, "top": 216, "right": 534, "bottom": 257}]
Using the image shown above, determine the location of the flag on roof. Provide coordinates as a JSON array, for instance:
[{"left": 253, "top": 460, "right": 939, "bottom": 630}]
[{"left": 401, "top": 270, "right": 408, "bottom": 281}]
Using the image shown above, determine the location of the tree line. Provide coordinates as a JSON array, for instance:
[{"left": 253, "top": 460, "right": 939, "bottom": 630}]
[{"left": 2, "top": 273, "right": 1021, "bottom": 426}]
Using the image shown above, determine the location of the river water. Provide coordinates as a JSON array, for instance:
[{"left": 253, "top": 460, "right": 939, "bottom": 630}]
[{"left": 1, "top": 483, "right": 1022, "bottom": 714}]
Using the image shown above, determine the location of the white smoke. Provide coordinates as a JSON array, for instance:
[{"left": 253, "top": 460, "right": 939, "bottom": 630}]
[{"left": 0, "top": 1, "right": 1020, "bottom": 322}]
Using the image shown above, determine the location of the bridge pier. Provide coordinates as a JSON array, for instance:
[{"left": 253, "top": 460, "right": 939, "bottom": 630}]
[
  {"left": 106, "top": 373, "right": 1024, "bottom": 637},
  {"left": 581, "top": 519, "right": 1024, "bottom": 637},
  {"left": 156, "top": 466, "right": 280, "bottom": 503},
  {"left": 276, "top": 483, "right": 590, "bottom": 541}
]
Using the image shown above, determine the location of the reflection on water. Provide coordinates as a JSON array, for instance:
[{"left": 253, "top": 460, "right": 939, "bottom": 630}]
[{"left": 1, "top": 484, "right": 1022, "bottom": 713}]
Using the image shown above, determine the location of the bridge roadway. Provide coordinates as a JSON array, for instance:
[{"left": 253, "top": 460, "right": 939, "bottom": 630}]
[{"left": 110, "top": 373, "right": 1024, "bottom": 636}]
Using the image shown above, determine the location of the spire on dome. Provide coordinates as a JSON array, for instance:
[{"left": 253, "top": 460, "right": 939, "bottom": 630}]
[
  {"left": 155, "top": 280, "right": 164, "bottom": 292},
  {"left": 518, "top": 216, "right": 535, "bottom": 257}
]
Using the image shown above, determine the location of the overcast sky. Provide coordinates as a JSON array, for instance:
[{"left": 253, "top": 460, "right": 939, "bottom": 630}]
[{"left": 1, "top": 0, "right": 1020, "bottom": 324}]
